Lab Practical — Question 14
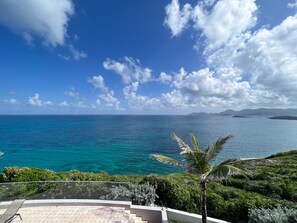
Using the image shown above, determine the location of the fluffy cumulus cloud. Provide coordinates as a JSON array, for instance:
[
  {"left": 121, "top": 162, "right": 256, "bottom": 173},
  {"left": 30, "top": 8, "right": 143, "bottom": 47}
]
[
  {"left": 161, "top": 89, "right": 188, "bottom": 108},
  {"left": 207, "top": 15, "right": 297, "bottom": 104},
  {"left": 156, "top": 68, "right": 253, "bottom": 109},
  {"left": 164, "top": 0, "right": 257, "bottom": 49},
  {"left": 88, "top": 75, "right": 121, "bottom": 109},
  {"left": 238, "top": 16, "right": 297, "bottom": 96},
  {"left": 88, "top": 75, "right": 108, "bottom": 92},
  {"left": 28, "top": 94, "right": 52, "bottom": 106},
  {"left": 164, "top": 0, "right": 192, "bottom": 36},
  {"left": 98, "top": 91, "right": 120, "bottom": 109},
  {"left": 193, "top": 0, "right": 257, "bottom": 50},
  {"left": 157, "top": 0, "right": 297, "bottom": 111},
  {"left": 123, "top": 82, "right": 161, "bottom": 110},
  {"left": 0, "top": 0, "right": 74, "bottom": 46},
  {"left": 103, "top": 57, "right": 153, "bottom": 84},
  {"left": 158, "top": 72, "right": 173, "bottom": 83},
  {"left": 172, "top": 68, "right": 250, "bottom": 99}
]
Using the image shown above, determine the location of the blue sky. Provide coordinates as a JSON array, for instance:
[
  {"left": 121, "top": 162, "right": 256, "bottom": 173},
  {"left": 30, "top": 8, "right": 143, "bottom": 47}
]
[{"left": 0, "top": 0, "right": 297, "bottom": 114}]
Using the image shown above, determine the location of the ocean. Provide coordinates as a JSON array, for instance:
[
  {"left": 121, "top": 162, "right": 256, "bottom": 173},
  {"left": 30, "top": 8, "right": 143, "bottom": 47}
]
[{"left": 0, "top": 115, "right": 296, "bottom": 175}]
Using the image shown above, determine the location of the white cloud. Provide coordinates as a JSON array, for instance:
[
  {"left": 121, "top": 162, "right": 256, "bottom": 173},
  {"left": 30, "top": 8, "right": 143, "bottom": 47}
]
[
  {"left": 69, "top": 44, "right": 88, "bottom": 60},
  {"left": 160, "top": 0, "right": 297, "bottom": 110},
  {"left": 161, "top": 89, "right": 188, "bottom": 108},
  {"left": 164, "top": 0, "right": 192, "bottom": 36},
  {"left": 163, "top": 0, "right": 257, "bottom": 49},
  {"left": 74, "top": 101, "right": 88, "bottom": 109},
  {"left": 123, "top": 82, "right": 161, "bottom": 110},
  {"left": 28, "top": 93, "right": 52, "bottom": 106},
  {"left": 103, "top": 57, "right": 153, "bottom": 84},
  {"left": 0, "top": 98, "right": 19, "bottom": 105},
  {"left": 0, "top": 0, "right": 74, "bottom": 47},
  {"left": 59, "top": 44, "right": 88, "bottom": 61},
  {"left": 240, "top": 16, "right": 297, "bottom": 96},
  {"left": 207, "top": 15, "right": 297, "bottom": 104},
  {"left": 28, "top": 94, "right": 42, "bottom": 106},
  {"left": 59, "top": 101, "right": 69, "bottom": 107},
  {"left": 192, "top": 0, "right": 257, "bottom": 49},
  {"left": 288, "top": 1, "right": 297, "bottom": 9},
  {"left": 96, "top": 99, "right": 101, "bottom": 105},
  {"left": 65, "top": 91, "right": 78, "bottom": 98},
  {"left": 64, "top": 88, "right": 82, "bottom": 100},
  {"left": 98, "top": 91, "right": 120, "bottom": 109},
  {"left": 44, "top": 101, "right": 53, "bottom": 106},
  {"left": 56, "top": 100, "right": 95, "bottom": 110},
  {"left": 158, "top": 72, "right": 173, "bottom": 83},
  {"left": 123, "top": 82, "right": 160, "bottom": 109},
  {"left": 168, "top": 68, "right": 252, "bottom": 107},
  {"left": 88, "top": 75, "right": 121, "bottom": 109},
  {"left": 88, "top": 75, "right": 109, "bottom": 92}
]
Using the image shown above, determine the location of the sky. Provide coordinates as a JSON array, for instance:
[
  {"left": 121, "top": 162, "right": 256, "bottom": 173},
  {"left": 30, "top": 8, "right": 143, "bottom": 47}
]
[{"left": 0, "top": 0, "right": 297, "bottom": 114}]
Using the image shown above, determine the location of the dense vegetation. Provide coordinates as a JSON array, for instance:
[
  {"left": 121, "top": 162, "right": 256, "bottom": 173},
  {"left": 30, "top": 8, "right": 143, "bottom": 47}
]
[
  {"left": 0, "top": 150, "right": 296, "bottom": 223},
  {"left": 269, "top": 116, "right": 297, "bottom": 120}
]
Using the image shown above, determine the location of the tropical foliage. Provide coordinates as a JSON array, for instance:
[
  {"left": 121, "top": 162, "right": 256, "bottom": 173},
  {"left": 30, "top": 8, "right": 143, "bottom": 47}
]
[
  {"left": 100, "top": 182, "right": 158, "bottom": 206},
  {"left": 248, "top": 205, "right": 297, "bottom": 223},
  {"left": 151, "top": 133, "right": 241, "bottom": 223},
  {"left": 0, "top": 150, "right": 296, "bottom": 222}
]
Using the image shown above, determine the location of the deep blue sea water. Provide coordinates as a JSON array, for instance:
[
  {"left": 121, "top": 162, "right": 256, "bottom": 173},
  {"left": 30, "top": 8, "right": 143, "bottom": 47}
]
[{"left": 0, "top": 115, "right": 296, "bottom": 175}]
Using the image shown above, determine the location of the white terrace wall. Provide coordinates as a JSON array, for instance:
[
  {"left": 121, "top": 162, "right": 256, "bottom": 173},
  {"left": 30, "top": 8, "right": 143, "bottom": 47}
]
[{"left": 166, "top": 208, "right": 230, "bottom": 223}]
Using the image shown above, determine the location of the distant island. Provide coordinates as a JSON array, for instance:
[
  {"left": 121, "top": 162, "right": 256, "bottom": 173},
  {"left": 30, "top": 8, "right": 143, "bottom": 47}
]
[
  {"left": 269, "top": 116, "right": 297, "bottom": 120},
  {"left": 189, "top": 108, "right": 297, "bottom": 117},
  {"left": 232, "top": 115, "right": 248, "bottom": 118}
]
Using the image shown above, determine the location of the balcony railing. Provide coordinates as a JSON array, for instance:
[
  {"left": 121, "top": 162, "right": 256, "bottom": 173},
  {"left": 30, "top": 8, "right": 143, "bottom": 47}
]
[{"left": 0, "top": 181, "right": 132, "bottom": 201}]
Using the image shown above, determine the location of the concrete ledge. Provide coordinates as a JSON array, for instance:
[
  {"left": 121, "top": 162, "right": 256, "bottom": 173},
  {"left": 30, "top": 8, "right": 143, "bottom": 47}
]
[{"left": 166, "top": 208, "right": 229, "bottom": 223}]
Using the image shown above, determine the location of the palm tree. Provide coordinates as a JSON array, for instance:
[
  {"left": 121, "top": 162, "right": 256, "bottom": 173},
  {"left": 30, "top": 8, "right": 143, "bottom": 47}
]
[{"left": 151, "top": 133, "right": 241, "bottom": 223}]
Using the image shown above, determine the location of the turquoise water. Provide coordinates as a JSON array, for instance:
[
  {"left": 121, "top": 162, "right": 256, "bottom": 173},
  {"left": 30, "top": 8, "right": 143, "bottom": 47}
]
[{"left": 0, "top": 115, "right": 297, "bottom": 175}]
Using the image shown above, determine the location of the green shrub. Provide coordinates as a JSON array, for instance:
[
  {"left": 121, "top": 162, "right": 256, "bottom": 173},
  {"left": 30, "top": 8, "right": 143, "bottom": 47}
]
[
  {"left": 142, "top": 174, "right": 199, "bottom": 213},
  {"left": 100, "top": 182, "right": 158, "bottom": 206},
  {"left": 1, "top": 152, "right": 297, "bottom": 223},
  {"left": 248, "top": 205, "right": 297, "bottom": 223},
  {"left": 2, "top": 167, "right": 61, "bottom": 182},
  {"left": 67, "top": 170, "right": 108, "bottom": 181}
]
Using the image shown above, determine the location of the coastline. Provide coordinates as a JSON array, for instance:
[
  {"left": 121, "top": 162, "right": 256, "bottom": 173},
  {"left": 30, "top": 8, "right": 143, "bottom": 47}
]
[{"left": 0, "top": 150, "right": 296, "bottom": 222}]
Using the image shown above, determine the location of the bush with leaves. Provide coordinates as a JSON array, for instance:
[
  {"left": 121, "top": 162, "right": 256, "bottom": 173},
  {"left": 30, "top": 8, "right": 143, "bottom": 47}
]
[
  {"left": 248, "top": 205, "right": 297, "bottom": 223},
  {"left": 100, "top": 182, "right": 158, "bottom": 206}
]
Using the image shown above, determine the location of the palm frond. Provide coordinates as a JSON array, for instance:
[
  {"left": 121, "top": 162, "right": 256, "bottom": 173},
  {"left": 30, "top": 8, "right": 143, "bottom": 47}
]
[
  {"left": 190, "top": 133, "right": 200, "bottom": 152},
  {"left": 204, "top": 145, "right": 211, "bottom": 153},
  {"left": 151, "top": 154, "right": 185, "bottom": 168},
  {"left": 207, "top": 135, "right": 233, "bottom": 162},
  {"left": 172, "top": 133, "right": 192, "bottom": 155},
  {"left": 206, "top": 163, "right": 242, "bottom": 181},
  {"left": 186, "top": 151, "right": 211, "bottom": 175}
]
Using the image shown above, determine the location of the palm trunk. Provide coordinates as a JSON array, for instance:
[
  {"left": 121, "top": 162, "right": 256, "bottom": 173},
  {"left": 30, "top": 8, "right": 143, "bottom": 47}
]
[{"left": 200, "top": 180, "right": 207, "bottom": 223}]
